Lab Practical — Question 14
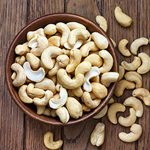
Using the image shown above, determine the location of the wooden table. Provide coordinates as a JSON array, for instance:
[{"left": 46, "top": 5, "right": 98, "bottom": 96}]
[{"left": 0, "top": 0, "right": 150, "bottom": 149}]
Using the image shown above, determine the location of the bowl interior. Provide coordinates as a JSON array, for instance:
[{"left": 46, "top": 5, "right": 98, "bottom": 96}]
[{"left": 6, "top": 13, "right": 118, "bottom": 126}]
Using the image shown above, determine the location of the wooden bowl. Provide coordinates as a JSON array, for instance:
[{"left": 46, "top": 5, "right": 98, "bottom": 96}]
[{"left": 6, "top": 13, "right": 118, "bottom": 126}]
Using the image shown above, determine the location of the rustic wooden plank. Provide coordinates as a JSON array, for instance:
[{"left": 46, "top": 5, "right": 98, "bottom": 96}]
[{"left": 0, "top": 0, "right": 27, "bottom": 150}]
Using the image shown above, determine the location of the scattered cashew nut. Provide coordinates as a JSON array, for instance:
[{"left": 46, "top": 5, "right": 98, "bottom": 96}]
[{"left": 96, "top": 15, "right": 108, "bottom": 32}]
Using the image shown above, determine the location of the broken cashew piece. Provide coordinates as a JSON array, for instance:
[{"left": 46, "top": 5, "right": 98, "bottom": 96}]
[
  {"left": 66, "top": 22, "right": 86, "bottom": 30},
  {"left": 96, "top": 15, "right": 108, "bottom": 32},
  {"left": 44, "top": 24, "right": 57, "bottom": 35},
  {"left": 15, "top": 43, "right": 30, "bottom": 55},
  {"left": 118, "top": 65, "right": 125, "bottom": 81}
]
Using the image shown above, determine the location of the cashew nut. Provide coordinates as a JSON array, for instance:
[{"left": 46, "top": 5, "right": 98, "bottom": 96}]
[
  {"left": 48, "top": 36, "right": 61, "bottom": 47},
  {"left": 36, "top": 106, "right": 45, "bottom": 115},
  {"left": 11, "top": 72, "right": 16, "bottom": 80},
  {"left": 15, "top": 43, "right": 30, "bottom": 55},
  {"left": 119, "top": 124, "right": 142, "bottom": 142},
  {"left": 44, "top": 24, "right": 57, "bottom": 35},
  {"left": 66, "top": 22, "right": 86, "bottom": 30},
  {"left": 96, "top": 15, "right": 108, "bottom": 32},
  {"left": 15, "top": 56, "right": 26, "bottom": 65},
  {"left": 123, "top": 97, "right": 143, "bottom": 117},
  {"left": 118, "top": 65, "right": 125, "bottom": 81},
  {"left": 114, "top": 6, "right": 132, "bottom": 27},
  {"left": 56, "top": 54, "right": 69, "bottom": 67}
]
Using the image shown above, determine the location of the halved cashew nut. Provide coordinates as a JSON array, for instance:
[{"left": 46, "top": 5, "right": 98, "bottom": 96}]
[
  {"left": 132, "top": 88, "right": 150, "bottom": 106},
  {"left": 66, "top": 22, "right": 86, "bottom": 30},
  {"left": 44, "top": 24, "right": 57, "bottom": 35},
  {"left": 96, "top": 15, "right": 108, "bottom": 32},
  {"left": 44, "top": 131, "right": 63, "bottom": 150},
  {"left": 108, "top": 103, "right": 126, "bottom": 124},
  {"left": 118, "top": 65, "right": 125, "bottom": 81},
  {"left": 91, "top": 32, "right": 108, "bottom": 49},
  {"left": 118, "top": 108, "right": 137, "bottom": 127},
  {"left": 121, "top": 56, "right": 141, "bottom": 71},
  {"left": 15, "top": 56, "right": 26, "bottom": 65},
  {"left": 15, "top": 43, "right": 30, "bottom": 55},
  {"left": 124, "top": 97, "right": 143, "bottom": 117},
  {"left": 11, "top": 63, "right": 26, "bottom": 87},
  {"left": 137, "top": 52, "right": 150, "bottom": 74},
  {"left": 114, "top": 80, "right": 135, "bottom": 97},
  {"left": 124, "top": 71, "right": 142, "bottom": 88},
  {"left": 119, "top": 124, "right": 142, "bottom": 142},
  {"left": 56, "top": 54, "right": 69, "bottom": 67},
  {"left": 130, "top": 37, "right": 149, "bottom": 55},
  {"left": 101, "top": 72, "right": 119, "bottom": 87},
  {"left": 48, "top": 36, "right": 61, "bottom": 47},
  {"left": 90, "top": 122, "right": 105, "bottom": 147},
  {"left": 23, "top": 62, "right": 45, "bottom": 82},
  {"left": 99, "top": 50, "right": 113, "bottom": 73},
  {"left": 114, "top": 6, "right": 132, "bottom": 27},
  {"left": 118, "top": 39, "right": 131, "bottom": 56}
]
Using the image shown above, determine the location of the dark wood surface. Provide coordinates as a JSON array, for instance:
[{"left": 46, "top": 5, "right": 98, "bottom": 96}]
[{"left": 0, "top": 0, "right": 149, "bottom": 149}]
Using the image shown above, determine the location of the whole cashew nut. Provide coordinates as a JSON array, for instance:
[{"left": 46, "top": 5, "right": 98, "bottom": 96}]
[
  {"left": 44, "top": 24, "right": 57, "bottom": 35},
  {"left": 118, "top": 65, "right": 125, "bottom": 81},
  {"left": 48, "top": 36, "right": 61, "bottom": 47},
  {"left": 15, "top": 56, "right": 26, "bottom": 65},
  {"left": 96, "top": 15, "right": 108, "bottom": 32},
  {"left": 66, "top": 22, "right": 86, "bottom": 30},
  {"left": 15, "top": 43, "right": 30, "bottom": 55}
]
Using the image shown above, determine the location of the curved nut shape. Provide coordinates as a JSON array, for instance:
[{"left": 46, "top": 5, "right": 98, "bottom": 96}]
[
  {"left": 81, "top": 92, "right": 101, "bottom": 109},
  {"left": 41, "top": 46, "right": 62, "bottom": 69},
  {"left": 56, "top": 22, "right": 70, "bottom": 46},
  {"left": 96, "top": 15, "right": 108, "bottom": 32},
  {"left": 33, "top": 90, "right": 53, "bottom": 106},
  {"left": 15, "top": 43, "right": 30, "bottom": 55},
  {"left": 57, "top": 69, "right": 84, "bottom": 89},
  {"left": 130, "top": 37, "right": 149, "bottom": 55},
  {"left": 107, "top": 103, "right": 126, "bottom": 124},
  {"left": 101, "top": 72, "right": 119, "bottom": 87},
  {"left": 99, "top": 50, "right": 113, "bottom": 73},
  {"left": 114, "top": 80, "right": 135, "bottom": 97},
  {"left": 93, "top": 105, "right": 108, "bottom": 119},
  {"left": 124, "top": 71, "right": 142, "bottom": 88},
  {"left": 118, "top": 108, "right": 137, "bottom": 127},
  {"left": 66, "top": 22, "right": 86, "bottom": 30},
  {"left": 44, "top": 24, "right": 57, "bottom": 35},
  {"left": 80, "top": 41, "right": 99, "bottom": 57},
  {"left": 123, "top": 97, "right": 143, "bottom": 117},
  {"left": 132, "top": 88, "right": 150, "bottom": 106},
  {"left": 68, "top": 28, "right": 90, "bottom": 46},
  {"left": 83, "top": 67, "right": 100, "bottom": 92},
  {"left": 118, "top": 65, "right": 125, "bottom": 81},
  {"left": 137, "top": 52, "right": 150, "bottom": 74},
  {"left": 18, "top": 85, "right": 33, "bottom": 103},
  {"left": 48, "top": 36, "right": 61, "bottom": 47},
  {"left": 23, "top": 62, "right": 45, "bottom": 82},
  {"left": 114, "top": 6, "right": 132, "bottom": 27},
  {"left": 118, "top": 39, "right": 131, "bottom": 56},
  {"left": 66, "top": 49, "right": 82, "bottom": 73},
  {"left": 11, "top": 63, "right": 26, "bottom": 87},
  {"left": 90, "top": 122, "right": 105, "bottom": 147},
  {"left": 56, "top": 54, "right": 69, "bottom": 67},
  {"left": 91, "top": 32, "right": 108, "bottom": 49},
  {"left": 15, "top": 56, "right": 26, "bottom": 65},
  {"left": 121, "top": 56, "right": 141, "bottom": 71},
  {"left": 44, "top": 131, "right": 63, "bottom": 150},
  {"left": 119, "top": 124, "right": 142, "bottom": 142},
  {"left": 48, "top": 62, "right": 59, "bottom": 76}
]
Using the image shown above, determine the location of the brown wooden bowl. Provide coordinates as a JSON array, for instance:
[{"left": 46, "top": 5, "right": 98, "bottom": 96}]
[{"left": 6, "top": 13, "right": 118, "bottom": 126}]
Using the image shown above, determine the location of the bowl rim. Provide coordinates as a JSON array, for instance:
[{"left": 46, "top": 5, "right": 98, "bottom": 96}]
[{"left": 6, "top": 13, "right": 118, "bottom": 126}]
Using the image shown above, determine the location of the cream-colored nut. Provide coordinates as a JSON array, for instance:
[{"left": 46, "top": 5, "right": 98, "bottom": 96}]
[
  {"left": 118, "top": 39, "right": 131, "bottom": 56},
  {"left": 56, "top": 54, "right": 69, "bottom": 67},
  {"left": 108, "top": 97, "right": 115, "bottom": 104},
  {"left": 80, "top": 41, "right": 99, "bottom": 57},
  {"left": 137, "top": 52, "right": 150, "bottom": 74},
  {"left": 124, "top": 97, "right": 143, "bottom": 117},
  {"left": 99, "top": 50, "right": 113, "bottom": 73},
  {"left": 68, "top": 28, "right": 90, "bottom": 46},
  {"left": 64, "top": 40, "right": 83, "bottom": 50},
  {"left": 18, "top": 85, "right": 33, "bottom": 103},
  {"left": 90, "top": 122, "right": 105, "bottom": 147},
  {"left": 93, "top": 105, "right": 108, "bottom": 119},
  {"left": 66, "top": 49, "right": 82, "bottom": 73},
  {"left": 23, "top": 62, "right": 45, "bottom": 82},
  {"left": 15, "top": 56, "right": 26, "bottom": 65},
  {"left": 57, "top": 69, "right": 84, "bottom": 89},
  {"left": 26, "top": 53, "right": 40, "bottom": 69},
  {"left": 44, "top": 131, "right": 63, "bottom": 150},
  {"left": 33, "top": 90, "right": 53, "bottom": 106},
  {"left": 70, "top": 87, "right": 83, "bottom": 97},
  {"left": 101, "top": 72, "right": 119, "bottom": 87},
  {"left": 66, "top": 97, "right": 83, "bottom": 119},
  {"left": 121, "top": 56, "right": 141, "bottom": 71},
  {"left": 119, "top": 124, "right": 142, "bottom": 142},
  {"left": 82, "top": 104, "right": 91, "bottom": 112},
  {"left": 96, "top": 15, "right": 108, "bottom": 32},
  {"left": 91, "top": 32, "right": 108, "bottom": 49},
  {"left": 118, "top": 65, "right": 125, "bottom": 81},
  {"left": 110, "top": 38, "right": 116, "bottom": 47},
  {"left": 44, "top": 24, "right": 57, "bottom": 35},
  {"left": 56, "top": 22, "right": 70, "bottom": 46},
  {"left": 48, "top": 62, "right": 59, "bottom": 76},
  {"left": 41, "top": 46, "right": 62, "bottom": 69},
  {"left": 124, "top": 71, "right": 142, "bottom": 88},
  {"left": 11, "top": 63, "right": 26, "bottom": 87},
  {"left": 83, "top": 67, "right": 100, "bottom": 92},
  {"left": 81, "top": 92, "right": 101, "bottom": 109},
  {"left": 91, "top": 82, "right": 108, "bottom": 99},
  {"left": 114, "top": 80, "right": 135, "bottom": 97},
  {"left": 130, "top": 37, "right": 149, "bottom": 55},
  {"left": 36, "top": 106, "right": 45, "bottom": 115},
  {"left": 66, "top": 22, "right": 86, "bottom": 30},
  {"left": 107, "top": 103, "right": 126, "bottom": 124},
  {"left": 35, "top": 78, "right": 56, "bottom": 94},
  {"left": 11, "top": 72, "right": 16, "bottom": 80},
  {"left": 84, "top": 53, "right": 102, "bottom": 67},
  {"left": 48, "top": 36, "right": 61, "bottom": 47},
  {"left": 114, "top": 6, "right": 132, "bottom": 27},
  {"left": 118, "top": 108, "right": 137, "bottom": 127},
  {"left": 15, "top": 43, "right": 30, "bottom": 55},
  {"left": 132, "top": 88, "right": 150, "bottom": 106}
]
